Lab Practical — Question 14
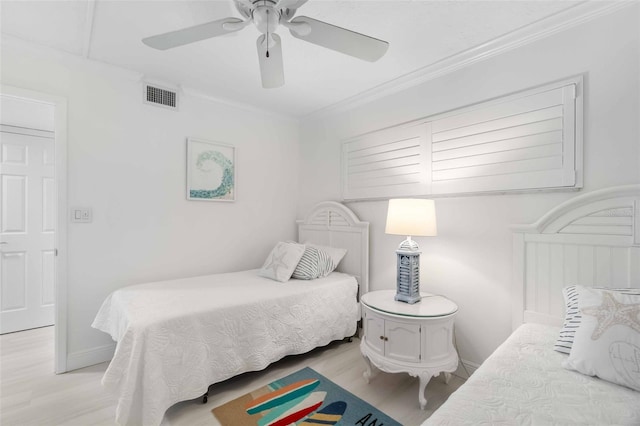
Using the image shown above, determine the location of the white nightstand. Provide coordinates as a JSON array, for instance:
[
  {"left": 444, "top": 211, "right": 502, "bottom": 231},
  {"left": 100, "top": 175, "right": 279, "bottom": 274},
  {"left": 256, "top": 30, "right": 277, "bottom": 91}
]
[{"left": 360, "top": 290, "right": 459, "bottom": 410}]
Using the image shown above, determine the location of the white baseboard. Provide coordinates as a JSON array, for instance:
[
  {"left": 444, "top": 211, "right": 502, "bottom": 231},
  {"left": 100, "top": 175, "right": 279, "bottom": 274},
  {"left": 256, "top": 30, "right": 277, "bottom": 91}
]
[
  {"left": 66, "top": 343, "right": 115, "bottom": 372},
  {"left": 453, "top": 358, "right": 480, "bottom": 380}
]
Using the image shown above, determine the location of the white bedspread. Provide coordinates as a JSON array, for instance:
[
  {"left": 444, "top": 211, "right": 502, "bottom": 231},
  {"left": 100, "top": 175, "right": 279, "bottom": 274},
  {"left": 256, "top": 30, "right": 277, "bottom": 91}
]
[
  {"left": 425, "top": 323, "right": 640, "bottom": 425},
  {"left": 92, "top": 270, "right": 358, "bottom": 426}
]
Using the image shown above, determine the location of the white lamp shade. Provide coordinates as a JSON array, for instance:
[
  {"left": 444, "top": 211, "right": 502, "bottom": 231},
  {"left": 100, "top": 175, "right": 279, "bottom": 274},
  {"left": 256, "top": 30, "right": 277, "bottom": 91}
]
[{"left": 385, "top": 199, "right": 437, "bottom": 237}]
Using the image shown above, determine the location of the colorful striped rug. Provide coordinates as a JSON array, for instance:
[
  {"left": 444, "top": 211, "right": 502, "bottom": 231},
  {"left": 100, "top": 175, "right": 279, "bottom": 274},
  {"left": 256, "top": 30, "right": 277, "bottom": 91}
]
[{"left": 212, "top": 367, "right": 401, "bottom": 426}]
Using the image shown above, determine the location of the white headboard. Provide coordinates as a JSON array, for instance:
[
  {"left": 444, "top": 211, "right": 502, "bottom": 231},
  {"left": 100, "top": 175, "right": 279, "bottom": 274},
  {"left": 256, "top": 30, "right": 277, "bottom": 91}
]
[
  {"left": 512, "top": 184, "right": 640, "bottom": 329},
  {"left": 297, "top": 201, "right": 369, "bottom": 302}
]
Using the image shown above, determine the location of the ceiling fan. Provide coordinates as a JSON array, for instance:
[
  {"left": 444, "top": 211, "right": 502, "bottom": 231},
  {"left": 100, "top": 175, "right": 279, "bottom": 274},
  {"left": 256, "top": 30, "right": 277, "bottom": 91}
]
[{"left": 142, "top": 0, "right": 389, "bottom": 89}]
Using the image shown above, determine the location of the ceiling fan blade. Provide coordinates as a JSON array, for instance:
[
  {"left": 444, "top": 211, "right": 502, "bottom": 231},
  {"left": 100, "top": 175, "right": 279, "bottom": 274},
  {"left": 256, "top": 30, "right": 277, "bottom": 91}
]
[
  {"left": 142, "top": 17, "right": 245, "bottom": 50},
  {"left": 289, "top": 16, "right": 388, "bottom": 62},
  {"left": 276, "top": 0, "right": 308, "bottom": 10},
  {"left": 257, "top": 34, "right": 284, "bottom": 89}
]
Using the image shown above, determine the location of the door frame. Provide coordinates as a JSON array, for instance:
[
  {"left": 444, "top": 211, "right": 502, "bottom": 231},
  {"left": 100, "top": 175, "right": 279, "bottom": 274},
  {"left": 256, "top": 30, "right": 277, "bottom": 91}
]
[{"left": 1, "top": 84, "right": 68, "bottom": 373}]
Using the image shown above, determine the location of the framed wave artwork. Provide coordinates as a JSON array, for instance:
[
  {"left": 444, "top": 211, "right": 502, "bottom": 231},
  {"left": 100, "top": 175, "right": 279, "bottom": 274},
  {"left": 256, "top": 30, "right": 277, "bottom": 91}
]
[{"left": 187, "top": 138, "right": 235, "bottom": 202}]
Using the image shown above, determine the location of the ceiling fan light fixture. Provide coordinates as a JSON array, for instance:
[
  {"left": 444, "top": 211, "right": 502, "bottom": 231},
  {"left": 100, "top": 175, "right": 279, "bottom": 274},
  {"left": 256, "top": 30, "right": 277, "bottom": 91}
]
[{"left": 252, "top": 4, "right": 281, "bottom": 34}]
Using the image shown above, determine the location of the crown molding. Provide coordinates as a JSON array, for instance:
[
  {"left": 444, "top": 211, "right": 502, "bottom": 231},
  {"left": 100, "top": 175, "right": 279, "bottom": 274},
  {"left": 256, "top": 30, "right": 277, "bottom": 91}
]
[{"left": 305, "top": 0, "right": 636, "bottom": 120}]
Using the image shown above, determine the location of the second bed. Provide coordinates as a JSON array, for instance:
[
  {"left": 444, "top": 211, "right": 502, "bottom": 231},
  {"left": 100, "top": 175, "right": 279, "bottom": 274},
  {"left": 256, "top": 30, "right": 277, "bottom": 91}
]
[{"left": 92, "top": 201, "right": 370, "bottom": 426}]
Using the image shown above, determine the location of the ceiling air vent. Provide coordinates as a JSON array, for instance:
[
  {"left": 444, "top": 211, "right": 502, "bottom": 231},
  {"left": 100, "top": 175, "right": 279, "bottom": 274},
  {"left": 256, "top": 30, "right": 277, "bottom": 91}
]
[{"left": 143, "top": 83, "right": 178, "bottom": 110}]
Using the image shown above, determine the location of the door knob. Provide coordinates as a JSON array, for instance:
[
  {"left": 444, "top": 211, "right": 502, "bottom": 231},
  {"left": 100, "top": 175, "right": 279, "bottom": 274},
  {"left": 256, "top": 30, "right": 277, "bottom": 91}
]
[{"left": 0, "top": 242, "right": 7, "bottom": 245}]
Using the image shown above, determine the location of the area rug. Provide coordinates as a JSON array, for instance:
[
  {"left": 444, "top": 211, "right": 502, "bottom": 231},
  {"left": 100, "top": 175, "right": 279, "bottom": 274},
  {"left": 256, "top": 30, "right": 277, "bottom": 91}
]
[{"left": 212, "top": 367, "right": 401, "bottom": 426}]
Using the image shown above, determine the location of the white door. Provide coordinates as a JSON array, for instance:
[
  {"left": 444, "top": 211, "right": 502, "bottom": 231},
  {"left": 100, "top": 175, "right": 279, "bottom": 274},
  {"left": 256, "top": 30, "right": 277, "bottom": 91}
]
[{"left": 1, "top": 125, "right": 56, "bottom": 333}]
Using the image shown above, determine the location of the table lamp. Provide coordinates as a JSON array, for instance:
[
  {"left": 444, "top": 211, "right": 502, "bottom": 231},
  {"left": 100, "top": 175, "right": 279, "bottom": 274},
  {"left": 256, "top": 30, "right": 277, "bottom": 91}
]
[{"left": 385, "top": 199, "right": 437, "bottom": 304}]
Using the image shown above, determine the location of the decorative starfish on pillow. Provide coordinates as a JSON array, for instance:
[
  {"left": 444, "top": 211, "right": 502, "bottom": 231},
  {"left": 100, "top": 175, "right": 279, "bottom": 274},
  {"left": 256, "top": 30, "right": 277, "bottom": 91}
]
[
  {"left": 582, "top": 292, "right": 640, "bottom": 340},
  {"left": 265, "top": 247, "right": 288, "bottom": 276}
]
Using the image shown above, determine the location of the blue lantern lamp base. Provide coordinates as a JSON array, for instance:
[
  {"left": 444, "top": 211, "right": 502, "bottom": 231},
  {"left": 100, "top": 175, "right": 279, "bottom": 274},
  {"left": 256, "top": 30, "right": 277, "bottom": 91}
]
[
  {"left": 395, "top": 236, "right": 422, "bottom": 304},
  {"left": 395, "top": 292, "right": 421, "bottom": 304}
]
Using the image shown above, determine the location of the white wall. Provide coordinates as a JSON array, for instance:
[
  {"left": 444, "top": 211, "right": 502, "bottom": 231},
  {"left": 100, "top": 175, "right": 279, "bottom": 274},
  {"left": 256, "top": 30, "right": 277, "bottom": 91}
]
[
  {"left": 1, "top": 40, "right": 300, "bottom": 369},
  {"left": 298, "top": 6, "right": 640, "bottom": 370}
]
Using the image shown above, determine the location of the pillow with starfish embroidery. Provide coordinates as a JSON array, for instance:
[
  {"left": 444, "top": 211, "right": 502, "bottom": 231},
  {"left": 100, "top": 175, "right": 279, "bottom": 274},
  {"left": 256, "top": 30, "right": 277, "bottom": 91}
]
[
  {"left": 258, "top": 242, "right": 306, "bottom": 282},
  {"left": 563, "top": 286, "right": 640, "bottom": 391},
  {"left": 555, "top": 286, "right": 640, "bottom": 354}
]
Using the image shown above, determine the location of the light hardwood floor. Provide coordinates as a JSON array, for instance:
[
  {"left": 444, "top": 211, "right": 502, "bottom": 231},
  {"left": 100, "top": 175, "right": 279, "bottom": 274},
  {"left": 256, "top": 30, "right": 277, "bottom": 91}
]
[{"left": 1, "top": 326, "right": 464, "bottom": 426}]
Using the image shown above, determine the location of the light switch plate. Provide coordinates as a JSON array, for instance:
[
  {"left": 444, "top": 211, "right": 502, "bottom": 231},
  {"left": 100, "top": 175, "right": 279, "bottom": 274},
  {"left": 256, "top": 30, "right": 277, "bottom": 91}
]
[{"left": 71, "top": 207, "right": 92, "bottom": 223}]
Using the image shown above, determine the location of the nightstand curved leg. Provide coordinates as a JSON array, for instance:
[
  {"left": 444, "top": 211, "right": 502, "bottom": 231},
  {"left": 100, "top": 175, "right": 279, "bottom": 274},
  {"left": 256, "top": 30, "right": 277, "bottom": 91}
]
[
  {"left": 362, "top": 355, "right": 374, "bottom": 384},
  {"left": 418, "top": 373, "right": 433, "bottom": 410},
  {"left": 444, "top": 372, "right": 452, "bottom": 384}
]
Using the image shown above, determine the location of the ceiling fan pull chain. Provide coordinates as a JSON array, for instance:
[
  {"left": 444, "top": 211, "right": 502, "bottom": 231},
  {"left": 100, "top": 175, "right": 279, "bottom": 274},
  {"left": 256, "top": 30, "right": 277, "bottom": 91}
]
[{"left": 266, "top": 8, "right": 270, "bottom": 58}]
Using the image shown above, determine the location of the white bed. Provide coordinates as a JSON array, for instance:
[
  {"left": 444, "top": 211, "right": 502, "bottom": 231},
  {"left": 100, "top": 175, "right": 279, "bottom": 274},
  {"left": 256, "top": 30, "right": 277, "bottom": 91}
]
[
  {"left": 92, "top": 201, "right": 369, "bottom": 426},
  {"left": 426, "top": 184, "right": 640, "bottom": 425},
  {"left": 426, "top": 322, "right": 640, "bottom": 425}
]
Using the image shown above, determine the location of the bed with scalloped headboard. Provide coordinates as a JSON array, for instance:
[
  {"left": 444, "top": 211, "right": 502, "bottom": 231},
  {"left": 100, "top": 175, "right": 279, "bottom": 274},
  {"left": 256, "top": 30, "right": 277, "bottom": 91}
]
[
  {"left": 297, "top": 201, "right": 370, "bottom": 304},
  {"left": 93, "top": 201, "right": 370, "bottom": 426},
  {"left": 425, "top": 185, "right": 640, "bottom": 425},
  {"left": 511, "top": 184, "right": 640, "bottom": 329}
]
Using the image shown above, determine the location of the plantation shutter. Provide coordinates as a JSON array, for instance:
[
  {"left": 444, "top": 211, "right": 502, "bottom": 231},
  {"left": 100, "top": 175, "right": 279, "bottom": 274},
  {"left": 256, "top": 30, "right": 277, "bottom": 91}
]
[
  {"left": 341, "top": 77, "right": 582, "bottom": 200},
  {"left": 429, "top": 81, "right": 578, "bottom": 194},
  {"left": 342, "top": 122, "right": 430, "bottom": 200}
]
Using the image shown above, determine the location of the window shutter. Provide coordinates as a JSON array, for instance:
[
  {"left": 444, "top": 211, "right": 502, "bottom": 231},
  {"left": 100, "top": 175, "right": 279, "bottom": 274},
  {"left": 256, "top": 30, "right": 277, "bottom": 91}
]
[
  {"left": 429, "top": 80, "right": 579, "bottom": 194},
  {"left": 341, "top": 76, "right": 582, "bottom": 200},
  {"left": 342, "top": 122, "right": 430, "bottom": 200}
]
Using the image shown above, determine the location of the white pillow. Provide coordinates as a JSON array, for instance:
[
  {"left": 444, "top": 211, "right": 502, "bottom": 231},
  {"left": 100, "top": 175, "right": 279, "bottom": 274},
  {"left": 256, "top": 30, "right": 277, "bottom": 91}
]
[
  {"left": 291, "top": 246, "right": 337, "bottom": 280},
  {"left": 555, "top": 286, "right": 640, "bottom": 354},
  {"left": 305, "top": 243, "right": 347, "bottom": 268},
  {"left": 563, "top": 286, "right": 640, "bottom": 391},
  {"left": 258, "top": 242, "right": 306, "bottom": 282}
]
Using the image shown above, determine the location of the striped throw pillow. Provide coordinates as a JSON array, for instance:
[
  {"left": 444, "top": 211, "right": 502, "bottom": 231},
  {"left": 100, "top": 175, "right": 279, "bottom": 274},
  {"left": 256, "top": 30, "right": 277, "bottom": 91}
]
[
  {"left": 291, "top": 246, "right": 337, "bottom": 280},
  {"left": 554, "top": 286, "right": 581, "bottom": 354},
  {"left": 555, "top": 285, "right": 640, "bottom": 354}
]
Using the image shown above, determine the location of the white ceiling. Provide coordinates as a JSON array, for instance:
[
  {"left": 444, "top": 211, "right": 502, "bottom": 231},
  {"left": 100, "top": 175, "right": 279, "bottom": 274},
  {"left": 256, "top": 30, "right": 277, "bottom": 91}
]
[{"left": 2, "top": 0, "right": 598, "bottom": 117}]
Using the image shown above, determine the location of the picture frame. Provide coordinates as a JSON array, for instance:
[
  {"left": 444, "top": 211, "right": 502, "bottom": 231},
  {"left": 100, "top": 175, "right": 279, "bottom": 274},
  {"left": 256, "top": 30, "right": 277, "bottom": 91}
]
[{"left": 186, "top": 138, "right": 235, "bottom": 202}]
